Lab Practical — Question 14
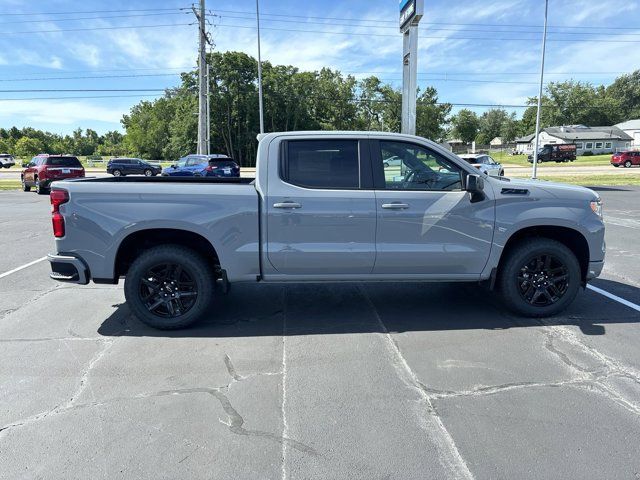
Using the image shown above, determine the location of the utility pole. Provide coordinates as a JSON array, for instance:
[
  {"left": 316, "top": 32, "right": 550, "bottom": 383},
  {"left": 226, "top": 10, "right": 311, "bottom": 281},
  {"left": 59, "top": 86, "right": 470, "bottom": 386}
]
[
  {"left": 194, "top": 0, "right": 208, "bottom": 155},
  {"left": 400, "top": 0, "right": 423, "bottom": 136},
  {"left": 256, "top": 0, "right": 265, "bottom": 134},
  {"left": 532, "top": 0, "right": 549, "bottom": 180},
  {"left": 206, "top": 64, "right": 211, "bottom": 154}
]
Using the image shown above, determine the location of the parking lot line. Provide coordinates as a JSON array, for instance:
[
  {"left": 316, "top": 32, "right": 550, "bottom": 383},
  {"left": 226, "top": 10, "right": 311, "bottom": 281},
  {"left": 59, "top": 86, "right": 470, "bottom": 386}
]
[
  {"left": 587, "top": 284, "right": 640, "bottom": 313},
  {"left": 0, "top": 256, "right": 47, "bottom": 279}
]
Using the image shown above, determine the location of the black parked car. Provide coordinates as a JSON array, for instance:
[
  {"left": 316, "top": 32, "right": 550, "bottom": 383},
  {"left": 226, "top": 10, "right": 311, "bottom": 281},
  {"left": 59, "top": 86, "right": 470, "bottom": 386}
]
[{"left": 107, "top": 158, "right": 162, "bottom": 177}]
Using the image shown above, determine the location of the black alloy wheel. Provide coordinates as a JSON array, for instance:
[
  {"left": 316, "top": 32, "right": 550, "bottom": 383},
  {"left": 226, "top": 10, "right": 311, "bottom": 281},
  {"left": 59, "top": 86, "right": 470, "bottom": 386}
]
[
  {"left": 497, "top": 237, "right": 581, "bottom": 317},
  {"left": 139, "top": 263, "right": 198, "bottom": 318},
  {"left": 124, "top": 245, "right": 215, "bottom": 329},
  {"left": 517, "top": 254, "right": 569, "bottom": 307}
]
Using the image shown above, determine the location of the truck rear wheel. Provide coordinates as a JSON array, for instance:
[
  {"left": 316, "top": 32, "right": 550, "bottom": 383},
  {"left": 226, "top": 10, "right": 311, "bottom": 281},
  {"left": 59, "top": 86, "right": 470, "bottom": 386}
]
[
  {"left": 124, "top": 245, "right": 215, "bottom": 329},
  {"left": 498, "top": 238, "right": 581, "bottom": 317}
]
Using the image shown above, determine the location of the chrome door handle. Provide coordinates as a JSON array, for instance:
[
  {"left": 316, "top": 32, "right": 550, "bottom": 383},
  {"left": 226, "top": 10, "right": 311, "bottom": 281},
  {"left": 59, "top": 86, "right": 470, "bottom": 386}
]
[
  {"left": 273, "top": 202, "right": 302, "bottom": 209},
  {"left": 381, "top": 203, "right": 409, "bottom": 209}
]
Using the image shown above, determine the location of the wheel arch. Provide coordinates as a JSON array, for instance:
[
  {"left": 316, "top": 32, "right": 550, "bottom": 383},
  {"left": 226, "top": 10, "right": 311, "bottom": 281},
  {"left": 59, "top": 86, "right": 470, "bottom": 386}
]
[
  {"left": 497, "top": 225, "right": 590, "bottom": 284},
  {"left": 114, "top": 228, "right": 220, "bottom": 279}
]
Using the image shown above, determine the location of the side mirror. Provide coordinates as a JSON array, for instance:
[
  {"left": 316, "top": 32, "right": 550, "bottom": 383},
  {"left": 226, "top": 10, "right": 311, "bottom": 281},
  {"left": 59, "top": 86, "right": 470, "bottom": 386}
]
[{"left": 465, "top": 174, "right": 485, "bottom": 203}]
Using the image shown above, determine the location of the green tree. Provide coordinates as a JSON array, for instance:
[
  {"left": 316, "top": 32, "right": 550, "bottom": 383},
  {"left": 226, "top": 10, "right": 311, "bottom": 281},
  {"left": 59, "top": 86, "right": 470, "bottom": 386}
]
[
  {"left": 416, "top": 87, "right": 451, "bottom": 140},
  {"left": 122, "top": 97, "right": 176, "bottom": 159},
  {"left": 450, "top": 109, "right": 480, "bottom": 143},
  {"left": 14, "top": 136, "right": 44, "bottom": 158},
  {"left": 500, "top": 112, "right": 520, "bottom": 143},
  {"left": 606, "top": 70, "right": 640, "bottom": 121}
]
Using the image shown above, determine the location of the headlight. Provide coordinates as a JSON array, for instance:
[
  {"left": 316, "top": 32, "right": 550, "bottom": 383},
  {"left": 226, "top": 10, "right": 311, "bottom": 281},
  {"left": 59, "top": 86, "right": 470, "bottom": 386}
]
[{"left": 590, "top": 198, "right": 603, "bottom": 218}]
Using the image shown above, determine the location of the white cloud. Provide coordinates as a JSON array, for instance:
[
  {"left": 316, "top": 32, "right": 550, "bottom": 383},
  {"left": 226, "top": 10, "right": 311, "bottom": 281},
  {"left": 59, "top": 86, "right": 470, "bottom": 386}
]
[{"left": 67, "top": 43, "right": 101, "bottom": 67}]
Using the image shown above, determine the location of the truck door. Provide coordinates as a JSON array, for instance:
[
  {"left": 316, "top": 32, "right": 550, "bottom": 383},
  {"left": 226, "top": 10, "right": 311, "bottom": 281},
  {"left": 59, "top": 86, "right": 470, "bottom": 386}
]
[
  {"left": 265, "top": 137, "right": 377, "bottom": 276},
  {"left": 371, "top": 139, "right": 495, "bottom": 276}
]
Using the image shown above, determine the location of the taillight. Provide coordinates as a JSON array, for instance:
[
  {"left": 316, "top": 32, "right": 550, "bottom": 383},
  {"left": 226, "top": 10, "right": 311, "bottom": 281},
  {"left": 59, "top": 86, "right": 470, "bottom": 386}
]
[
  {"left": 205, "top": 165, "right": 214, "bottom": 172},
  {"left": 50, "top": 189, "right": 69, "bottom": 238}
]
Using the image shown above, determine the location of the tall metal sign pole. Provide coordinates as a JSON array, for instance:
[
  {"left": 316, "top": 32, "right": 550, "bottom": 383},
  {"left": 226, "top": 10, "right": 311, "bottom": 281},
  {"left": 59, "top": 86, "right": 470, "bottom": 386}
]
[
  {"left": 256, "top": 0, "right": 265, "bottom": 134},
  {"left": 531, "top": 0, "right": 549, "bottom": 179},
  {"left": 196, "top": 0, "right": 208, "bottom": 155},
  {"left": 400, "top": 0, "right": 423, "bottom": 135}
]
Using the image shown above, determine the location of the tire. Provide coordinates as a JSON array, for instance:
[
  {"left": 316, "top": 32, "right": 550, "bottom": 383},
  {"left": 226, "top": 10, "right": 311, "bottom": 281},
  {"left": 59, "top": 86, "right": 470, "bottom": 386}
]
[
  {"left": 144, "top": 169, "right": 153, "bottom": 177},
  {"left": 624, "top": 160, "right": 632, "bottom": 168},
  {"left": 21, "top": 176, "right": 31, "bottom": 192},
  {"left": 35, "top": 177, "right": 48, "bottom": 195},
  {"left": 497, "top": 238, "right": 581, "bottom": 318},
  {"left": 113, "top": 169, "right": 123, "bottom": 177},
  {"left": 124, "top": 245, "right": 215, "bottom": 329}
]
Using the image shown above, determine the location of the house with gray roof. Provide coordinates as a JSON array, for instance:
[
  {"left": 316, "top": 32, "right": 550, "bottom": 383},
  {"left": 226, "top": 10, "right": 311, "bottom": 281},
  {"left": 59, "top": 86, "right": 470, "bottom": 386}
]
[
  {"left": 520, "top": 125, "right": 633, "bottom": 155},
  {"left": 514, "top": 133, "right": 535, "bottom": 154},
  {"left": 615, "top": 119, "right": 640, "bottom": 148}
]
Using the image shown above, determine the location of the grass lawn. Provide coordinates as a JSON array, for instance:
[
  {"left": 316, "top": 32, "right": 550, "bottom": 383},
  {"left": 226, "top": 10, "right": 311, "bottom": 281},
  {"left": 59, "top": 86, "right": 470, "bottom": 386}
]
[
  {"left": 521, "top": 174, "right": 640, "bottom": 186},
  {"left": 488, "top": 151, "right": 612, "bottom": 167},
  {"left": 0, "top": 179, "right": 21, "bottom": 190}
]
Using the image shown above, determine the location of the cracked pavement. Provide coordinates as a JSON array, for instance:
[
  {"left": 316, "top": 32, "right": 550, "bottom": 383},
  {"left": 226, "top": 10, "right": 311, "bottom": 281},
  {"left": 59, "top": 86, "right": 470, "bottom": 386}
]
[{"left": 1, "top": 188, "right": 640, "bottom": 479}]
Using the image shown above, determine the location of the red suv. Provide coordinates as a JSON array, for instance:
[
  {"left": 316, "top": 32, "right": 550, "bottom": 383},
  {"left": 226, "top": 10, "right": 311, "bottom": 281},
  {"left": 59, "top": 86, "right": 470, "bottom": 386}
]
[
  {"left": 611, "top": 151, "right": 640, "bottom": 168},
  {"left": 21, "top": 154, "right": 85, "bottom": 194}
]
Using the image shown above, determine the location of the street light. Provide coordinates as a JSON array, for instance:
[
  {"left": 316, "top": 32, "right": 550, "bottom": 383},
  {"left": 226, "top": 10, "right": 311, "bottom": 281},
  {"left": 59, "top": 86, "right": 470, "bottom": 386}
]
[{"left": 531, "top": 0, "right": 549, "bottom": 179}]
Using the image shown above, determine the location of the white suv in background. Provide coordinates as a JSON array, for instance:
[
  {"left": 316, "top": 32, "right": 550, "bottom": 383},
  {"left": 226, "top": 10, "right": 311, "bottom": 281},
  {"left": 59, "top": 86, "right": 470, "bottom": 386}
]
[
  {"left": 0, "top": 154, "right": 15, "bottom": 168},
  {"left": 458, "top": 153, "right": 504, "bottom": 177}
]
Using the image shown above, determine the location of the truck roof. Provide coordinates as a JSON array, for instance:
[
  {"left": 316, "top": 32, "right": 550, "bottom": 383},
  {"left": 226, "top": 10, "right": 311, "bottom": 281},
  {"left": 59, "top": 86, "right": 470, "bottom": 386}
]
[{"left": 257, "top": 131, "right": 430, "bottom": 142}]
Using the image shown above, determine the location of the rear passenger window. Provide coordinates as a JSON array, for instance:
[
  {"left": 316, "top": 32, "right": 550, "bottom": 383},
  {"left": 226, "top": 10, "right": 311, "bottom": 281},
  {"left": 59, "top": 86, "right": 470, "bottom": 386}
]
[{"left": 283, "top": 140, "right": 360, "bottom": 189}]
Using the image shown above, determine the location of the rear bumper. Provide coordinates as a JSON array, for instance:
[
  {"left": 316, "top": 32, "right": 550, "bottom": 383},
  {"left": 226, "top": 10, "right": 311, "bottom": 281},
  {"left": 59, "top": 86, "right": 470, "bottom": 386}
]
[{"left": 47, "top": 253, "right": 90, "bottom": 285}]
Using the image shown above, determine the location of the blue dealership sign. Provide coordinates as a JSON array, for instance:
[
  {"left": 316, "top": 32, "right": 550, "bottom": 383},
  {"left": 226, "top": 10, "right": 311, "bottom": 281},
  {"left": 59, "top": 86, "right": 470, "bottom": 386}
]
[{"left": 399, "top": 0, "right": 412, "bottom": 11}]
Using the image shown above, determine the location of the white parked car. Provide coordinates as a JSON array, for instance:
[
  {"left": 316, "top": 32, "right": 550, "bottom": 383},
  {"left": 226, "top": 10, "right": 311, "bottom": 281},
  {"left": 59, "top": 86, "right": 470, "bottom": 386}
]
[
  {"left": 458, "top": 154, "right": 504, "bottom": 177},
  {"left": 0, "top": 154, "right": 15, "bottom": 168}
]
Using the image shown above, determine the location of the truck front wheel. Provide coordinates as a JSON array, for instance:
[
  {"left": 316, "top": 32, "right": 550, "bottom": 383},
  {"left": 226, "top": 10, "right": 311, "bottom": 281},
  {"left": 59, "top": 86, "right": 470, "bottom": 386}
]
[
  {"left": 497, "top": 238, "right": 581, "bottom": 317},
  {"left": 124, "top": 245, "right": 215, "bottom": 329}
]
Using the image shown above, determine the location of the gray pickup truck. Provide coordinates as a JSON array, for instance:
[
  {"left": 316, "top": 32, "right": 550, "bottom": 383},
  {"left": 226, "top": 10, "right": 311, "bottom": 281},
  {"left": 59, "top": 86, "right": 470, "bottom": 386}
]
[{"left": 48, "top": 131, "right": 605, "bottom": 329}]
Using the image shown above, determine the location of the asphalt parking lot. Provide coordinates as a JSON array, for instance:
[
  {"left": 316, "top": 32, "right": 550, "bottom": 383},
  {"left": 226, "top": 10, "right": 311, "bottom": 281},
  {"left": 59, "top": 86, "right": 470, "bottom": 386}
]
[{"left": 1, "top": 187, "right": 639, "bottom": 479}]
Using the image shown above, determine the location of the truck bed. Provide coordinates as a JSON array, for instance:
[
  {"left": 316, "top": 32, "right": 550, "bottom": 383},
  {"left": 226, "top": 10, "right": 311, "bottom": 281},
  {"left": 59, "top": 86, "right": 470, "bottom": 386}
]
[{"left": 75, "top": 176, "right": 255, "bottom": 185}]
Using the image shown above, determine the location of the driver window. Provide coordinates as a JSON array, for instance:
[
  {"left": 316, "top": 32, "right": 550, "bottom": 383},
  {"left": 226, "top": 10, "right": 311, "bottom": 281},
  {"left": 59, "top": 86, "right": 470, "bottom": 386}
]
[{"left": 379, "top": 141, "right": 462, "bottom": 191}]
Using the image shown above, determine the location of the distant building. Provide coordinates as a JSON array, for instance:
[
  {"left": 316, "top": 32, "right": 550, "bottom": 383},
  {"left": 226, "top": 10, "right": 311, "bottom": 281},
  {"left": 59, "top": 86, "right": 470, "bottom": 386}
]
[
  {"left": 518, "top": 125, "right": 633, "bottom": 155},
  {"left": 514, "top": 134, "right": 535, "bottom": 154},
  {"left": 615, "top": 119, "right": 640, "bottom": 149},
  {"left": 490, "top": 137, "right": 504, "bottom": 147}
]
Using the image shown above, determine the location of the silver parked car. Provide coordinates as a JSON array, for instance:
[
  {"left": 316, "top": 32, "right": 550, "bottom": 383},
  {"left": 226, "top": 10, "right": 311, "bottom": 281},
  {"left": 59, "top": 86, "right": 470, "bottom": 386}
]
[{"left": 459, "top": 153, "right": 504, "bottom": 177}]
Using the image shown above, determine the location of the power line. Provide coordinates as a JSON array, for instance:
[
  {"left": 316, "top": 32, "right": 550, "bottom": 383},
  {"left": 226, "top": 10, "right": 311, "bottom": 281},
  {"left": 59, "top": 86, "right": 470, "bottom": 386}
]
[
  {"left": 0, "top": 94, "right": 162, "bottom": 101},
  {"left": 0, "top": 22, "right": 193, "bottom": 35},
  {"left": 208, "top": 8, "right": 640, "bottom": 31},
  {"left": 0, "top": 11, "right": 189, "bottom": 25},
  {"left": 4, "top": 67, "right": 194, "bottom": 76},
  {"left": 0, "top": 73, "right": 184, "bottom": 83},
  {"left": 0, "top": 89, "right": 167, "bottom": 92},
  {"left": 0, "top": 8, "right": 186, "bottom": 16},
  {"left": 210, "top": 22, "right": 640, "bottom": 43},
  {"left": 211, "top": 13, "right": 640, "bottom": 37}
]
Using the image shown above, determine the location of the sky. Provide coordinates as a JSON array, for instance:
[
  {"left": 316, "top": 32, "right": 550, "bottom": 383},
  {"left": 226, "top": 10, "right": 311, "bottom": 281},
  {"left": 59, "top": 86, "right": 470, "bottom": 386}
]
[{"left": 0, "top": 0, "right": 639, "bottom": 134}]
